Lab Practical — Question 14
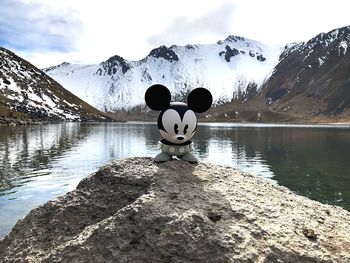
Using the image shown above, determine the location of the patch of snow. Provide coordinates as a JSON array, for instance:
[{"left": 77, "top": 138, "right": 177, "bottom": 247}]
[
  {"left": 42, "top": 94, "right": 56, "bottom": 108},
  {"left": 63, "top": 100, "right": 77, "bottom": 108},
  {"left": 1, "top": 77, "right": 22, "bottom": 93},
  {"left": 318, "top": 58, "right": 324, "bottom": 67},
  {"left": 5, "top": 94, "right": 16, "bottom": 100},
  {"left": 339, "top": 41, "right": 348, "bottom": 55},
  {"left": 303, "top": 49, "right": 314, "bottom": 62},
  {"left": 330, "top": 29, "right": 339, "bottom": 39},
  {"left": 27, "top": 91, "right": 43, "bottom": 104}
]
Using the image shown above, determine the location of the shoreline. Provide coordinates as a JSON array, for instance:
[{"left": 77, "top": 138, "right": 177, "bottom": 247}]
[
  {"left": 126, "top": 120, "right": 350, "bottom": 127},
  {"left": 2, "top": 118, "right": 350, "bottom": 128}
]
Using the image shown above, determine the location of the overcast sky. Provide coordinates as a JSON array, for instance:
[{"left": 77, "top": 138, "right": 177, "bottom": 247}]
[{"left": 0, "top": 0, "right": 349, "bottom": 68}]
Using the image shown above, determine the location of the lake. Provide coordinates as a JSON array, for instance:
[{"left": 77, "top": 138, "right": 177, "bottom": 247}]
[{"left": 1, "top": 122, "right": 350, "bottom": 238}]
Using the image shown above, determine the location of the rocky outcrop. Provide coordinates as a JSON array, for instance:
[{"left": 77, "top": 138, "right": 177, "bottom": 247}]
[
  {"left": 148, "top": 45, "right": 179, "bottom": 62},
  {"left": 0, "top": 116, "right": 43, "bottom": 126},
  {"left": 1, "top": 157, "right": 350, "bottom": 262},
  {"left": 101, "top": 55, "right": 131, "bottom": 75}
]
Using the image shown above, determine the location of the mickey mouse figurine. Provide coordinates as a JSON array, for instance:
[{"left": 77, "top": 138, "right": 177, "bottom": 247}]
[{"left": 145, "top": 84, "right": 212, "bottom": 163}]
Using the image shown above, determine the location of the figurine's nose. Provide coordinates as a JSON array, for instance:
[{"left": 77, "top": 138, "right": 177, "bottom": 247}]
[{"left": 177, "top": 136, "right": 184, "bottom": 140}]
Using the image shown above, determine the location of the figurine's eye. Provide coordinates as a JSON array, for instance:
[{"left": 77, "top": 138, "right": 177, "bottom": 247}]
[
  {"left": 174, "top": 124, "right": 179, "bottom": 134},
  {"left": 184, "top": 124, "right": 189, "bottom": 134},
  {"left": 182, "top": 110, "right": 197, "bottom": 136}
]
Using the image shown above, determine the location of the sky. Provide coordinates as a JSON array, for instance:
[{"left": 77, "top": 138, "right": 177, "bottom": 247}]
[{"left": 0, "top": 0, "right": 349, "bottom": 68}]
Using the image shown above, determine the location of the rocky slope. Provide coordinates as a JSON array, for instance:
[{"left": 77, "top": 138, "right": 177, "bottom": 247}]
[
  {"left": 206, "top": 25, "right": 350, "bottom": 123},
  {"left": 0, "top": 47, "right": 113, "bottom": 125},
  {"left": 263, "top": 25, "right": 350, "bottom": 118},
  {"left": 44, "top": 36, "right": 281, "bottom": 111},
  {"left": 1, "top": 157, "right": 349, "bottom": 262}
]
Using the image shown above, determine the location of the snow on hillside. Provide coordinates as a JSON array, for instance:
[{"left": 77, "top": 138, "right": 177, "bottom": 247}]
[
  {"left": 0, "top": 49, "right": 82, "bottom": 120},
  {"left": 44, "top": 36, "right": 283, "bottom": 111},
  {"left": 1, "top": 47, "right": 110, "bottom": 123},
  {"left": 0, "top": 75, "right": 80, "bottom": 120}
]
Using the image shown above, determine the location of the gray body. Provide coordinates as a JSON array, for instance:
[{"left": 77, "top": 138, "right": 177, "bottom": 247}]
[{"left": 154, "top": 142, "right": 198, "bottom": 163}]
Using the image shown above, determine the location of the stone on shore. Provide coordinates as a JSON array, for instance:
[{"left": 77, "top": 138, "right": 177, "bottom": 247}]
[{"left": 0, "top": 157, "right": 349, "bottom": 262}]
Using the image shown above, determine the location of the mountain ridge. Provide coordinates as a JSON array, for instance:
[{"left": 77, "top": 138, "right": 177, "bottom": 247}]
[
  {"left": 43, "top": 25, "right": 350, "bottom": 122},
  {"left": 262, "top": 25, "right": 350, "bottom": 118},
  {"left": 44, "top": 35, "right": 282, "bottom": 111},
  {"left": 0, "top": 47, "right": 113, "bottom": 125}
]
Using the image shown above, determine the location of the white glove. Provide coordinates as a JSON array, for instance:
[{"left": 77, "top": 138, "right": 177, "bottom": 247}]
[
  {"left": 190, "top": 142, "right": 195, "bottom": 151},
  {"left": 157, "top": 141, "right": 163, "bottom": 149}
]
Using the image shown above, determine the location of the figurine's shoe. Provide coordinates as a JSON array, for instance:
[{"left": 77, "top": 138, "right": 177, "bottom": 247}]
[
  {"left": 179, "top": 153, "right": 198, "bottom": 163},
  {"left": 154, "top": 152, "right": 172, "bottom": 163}
]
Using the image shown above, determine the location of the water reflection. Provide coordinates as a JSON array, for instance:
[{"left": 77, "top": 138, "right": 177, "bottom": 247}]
[
  {"left": 0, "top": 124, "right": 88, "bottom": 193},
  {"left": 194, "top": 127, "right": 274, "bottom": 178},
  {"left": 1, "top": 122, "right": 350, "bottom": 238},
  {"left": 195, "top": 125, "right": 350, "bottom": 211}
]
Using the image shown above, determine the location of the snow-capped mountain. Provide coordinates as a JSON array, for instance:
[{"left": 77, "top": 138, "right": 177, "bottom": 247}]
[
  {"left": 263, "top": 25, "right": 350, "bottom": 115},
  {"left": 44, "top": 36, "right": 282, "bottom": 111},
  {"left": 0, "top": 47, "right": 111, "bottom": 123},
  {"left": 212, "top": 25, "right": 350, "bottom": 123}
]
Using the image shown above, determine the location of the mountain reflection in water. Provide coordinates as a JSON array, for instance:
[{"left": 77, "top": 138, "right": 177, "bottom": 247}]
[{"left": 0, "top": 122, "right": 349, "bottom": 238}]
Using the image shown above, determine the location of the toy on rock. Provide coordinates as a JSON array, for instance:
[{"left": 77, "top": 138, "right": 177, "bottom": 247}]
[{"left": 145, "top": 84, "right": 212, "bottom": 163}]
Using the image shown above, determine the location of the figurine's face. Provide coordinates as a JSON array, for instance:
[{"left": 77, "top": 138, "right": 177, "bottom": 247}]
[
  {"left": 145, "top": 84, "right": 212, "bottom": 144},
  {"left": 158, "top": 103, "right": 197, "bottom": 144}
]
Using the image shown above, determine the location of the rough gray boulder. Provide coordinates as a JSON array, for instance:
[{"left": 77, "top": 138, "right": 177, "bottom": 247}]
[{"left": 1, "top": 157, "right": 350, "bottom": 262}]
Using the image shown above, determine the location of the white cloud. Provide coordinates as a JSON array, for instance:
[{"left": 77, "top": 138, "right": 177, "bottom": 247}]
[
  {"left": 0, "top": 0, "right": 82, "bottom": 53},
  {"left": 147, "top": 3, "right": 235, "bottom": 46},
  {"left": 1, "top": 0, "right": 349, "bottom": 68},
  {"left": 229, "top": 0, "right": 350, "bottom": 45}
]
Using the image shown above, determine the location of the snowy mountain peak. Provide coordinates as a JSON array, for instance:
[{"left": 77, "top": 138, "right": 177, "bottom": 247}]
[
  {"left": 44, "top": 62, "right": 71, "bottom": 72},
  {"left": 286, "top": 25, "right": 350, "bottom": 59},
  {"left": 314, "top": 25, "right": 349, "bottom": 49},
  {"left": 44, "top": 36, "right": 282, "bottom": 111},
  {"left": 148, "top": 45, "right": 179, "bottom": 62},
  {"left": 222, "top": 35, "right": 246, "bottom": 43},
  {"left": 104, "top": 55, "right": 126, "bottom": 64},
  {"left": 100, "top": 55, "right": 131, "bottom": 75}
]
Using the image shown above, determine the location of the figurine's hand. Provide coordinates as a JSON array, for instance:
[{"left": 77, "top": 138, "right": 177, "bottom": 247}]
[
  {"left": 157, "top": 141, "right": 163, "bottom": 149},
  {"left": 190, "top": 143, "right": 195, "bottom": 151}
]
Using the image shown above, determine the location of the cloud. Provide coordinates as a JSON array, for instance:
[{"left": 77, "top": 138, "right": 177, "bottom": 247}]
[
  {"left": 147, "top": 2, "right": 235, "bottom": 47},
  {"left": 0, "top": 0, "right": 83, "bottom": 52}
]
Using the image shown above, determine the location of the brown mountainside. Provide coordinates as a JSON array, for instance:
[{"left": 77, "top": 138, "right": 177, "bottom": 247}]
[
  {"left": 210, "top": 26, "right": 350, "bottom": 123},
  {"left": 263, "top": 26, "right": 350, "bottom": 119},
  {"left": 0, "top": 47, "right": 113, "bottom": 125}
]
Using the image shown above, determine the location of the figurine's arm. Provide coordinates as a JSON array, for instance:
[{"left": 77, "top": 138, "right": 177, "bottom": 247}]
[
  {"left": 157, "top": 141, "right": 163, "bottom": 149},
  {"left": 190, "top": 142, "right": 195, "bottom": 151}
]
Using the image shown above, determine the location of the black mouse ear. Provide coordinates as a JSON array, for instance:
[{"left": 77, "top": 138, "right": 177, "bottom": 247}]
[
  {"left": 145, "top": 84, "right": 171, "bottom": 111},
  {"left": 187, "top": 88, "right": 212, "bottom": 113}
]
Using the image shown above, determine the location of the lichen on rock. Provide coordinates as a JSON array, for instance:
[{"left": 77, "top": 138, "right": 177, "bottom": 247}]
[{"left": 1, "top": 157, "right": 350, "bottom": 262}]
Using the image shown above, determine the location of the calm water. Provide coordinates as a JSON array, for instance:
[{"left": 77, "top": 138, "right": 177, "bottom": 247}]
[{"left": 1, "top": 122, "right": 350, "bottom": 237}]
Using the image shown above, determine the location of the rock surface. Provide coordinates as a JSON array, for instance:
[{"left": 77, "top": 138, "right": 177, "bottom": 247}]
[{"left": 1, "top": 157, "right": 350, "bottom": 262}]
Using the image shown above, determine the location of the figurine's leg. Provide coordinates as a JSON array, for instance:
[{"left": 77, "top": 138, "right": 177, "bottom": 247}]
[
  {"left": 179, "top": 152, "right": 198, "bottom": 163},
  {"left": 154, "top": 152, "right": 172, "bottom": 163}
]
